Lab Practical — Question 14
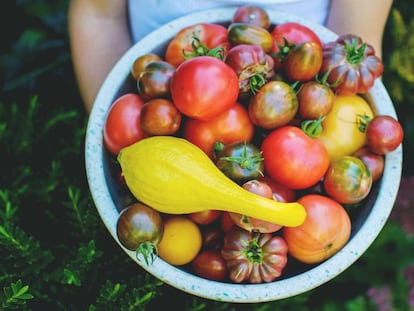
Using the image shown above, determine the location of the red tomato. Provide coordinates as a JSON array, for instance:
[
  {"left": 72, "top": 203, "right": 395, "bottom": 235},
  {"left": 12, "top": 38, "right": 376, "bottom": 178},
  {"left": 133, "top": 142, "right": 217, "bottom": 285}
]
[
  {"left": 221, "top": 212, "right": 235, "bottom": 232},
  {"left": 192, "top": 250, "right": 228, "bottom": 282},
  {"left": 283, "top": 194, "right": 351, "bottom": 264},
  {"left": 170, "top": 56, "right": 239, "bottom": 120},
  {"left": 103, "top": 93, "right": 148, "bottom": 155},
  {"left": 270, "top": 22, "right": 322, "bottom": 68},
  {"left": 183, "top": 103, "right": 254, "bottom": 158},
  {"left": 261, "top": 125, "right": 329, "bottom": 189},
  {"left": 140, "top": 98, "right": 182, "bottom": 135},
  {"left": 366, "top": 115, "right": 404, "bottom": 155},
  {"left": 188, "top": 210, "right": 222, "bottom": 225},
  {"left": 165, "top": 23, "right": 229, "bottom": 67},
  {"left": 229, "top": 180, "right": 282, "bottom": 233}
]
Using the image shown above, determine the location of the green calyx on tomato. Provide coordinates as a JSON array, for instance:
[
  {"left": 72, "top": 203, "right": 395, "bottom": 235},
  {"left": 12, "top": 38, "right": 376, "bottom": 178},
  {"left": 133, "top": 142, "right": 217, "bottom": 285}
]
[
  {"left": 183, "top": 35, "right": 225, "bottom": 60},
  {"left": 214, "top": 141, "right": 264, "bottom": 184},
  {"left": 301, "top": 116, "right": 325, "bottom": 138}
]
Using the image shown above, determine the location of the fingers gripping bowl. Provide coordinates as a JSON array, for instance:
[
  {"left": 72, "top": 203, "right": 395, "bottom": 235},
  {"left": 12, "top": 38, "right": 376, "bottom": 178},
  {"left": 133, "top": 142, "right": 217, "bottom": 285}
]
[{"left": 85, "top": 7, "right": 403, "bottom": 302}]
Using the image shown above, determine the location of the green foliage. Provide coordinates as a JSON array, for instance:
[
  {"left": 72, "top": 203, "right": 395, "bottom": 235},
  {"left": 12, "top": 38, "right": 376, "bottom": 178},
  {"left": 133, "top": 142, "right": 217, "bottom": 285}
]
[
  {"left": 0, "top": 0, "right": 413, "bottom": 310},
  {"left": 0, "top": 279, "right": 33, "bottom": 310}
]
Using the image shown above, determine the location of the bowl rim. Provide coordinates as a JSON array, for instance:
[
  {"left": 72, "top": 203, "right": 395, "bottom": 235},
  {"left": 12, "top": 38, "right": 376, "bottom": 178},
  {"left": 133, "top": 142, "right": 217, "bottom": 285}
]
[{"left": 85, "top": 6, "right": 403, "bottom": 303}]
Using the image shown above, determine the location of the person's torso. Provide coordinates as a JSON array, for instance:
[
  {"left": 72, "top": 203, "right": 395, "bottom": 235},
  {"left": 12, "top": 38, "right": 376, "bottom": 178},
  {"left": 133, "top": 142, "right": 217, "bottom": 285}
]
[{"left": 128, "top": 0, "right": 331, "bottom": 42}]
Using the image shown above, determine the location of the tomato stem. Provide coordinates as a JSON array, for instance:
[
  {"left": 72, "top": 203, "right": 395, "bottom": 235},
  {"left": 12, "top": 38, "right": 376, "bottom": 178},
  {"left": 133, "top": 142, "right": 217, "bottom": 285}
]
[
  {"left": 136, "top": 241, "right": 158, "bottom": 266},
  {"left": 183, "top": 35, "right": 225, "bottom": 60},
  {"left": 301, "top": 116, "right": 325, "bottom": 138}
]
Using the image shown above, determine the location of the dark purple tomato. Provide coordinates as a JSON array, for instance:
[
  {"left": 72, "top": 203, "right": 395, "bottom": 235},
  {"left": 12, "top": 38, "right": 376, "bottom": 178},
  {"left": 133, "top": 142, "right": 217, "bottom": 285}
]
[
  {"left": 298, "top": 80, "right": 335, "bottom": 120},
  {"left": 137, "top": 60, "right": 175, "bottom": 99},
  {"left": 231, "top": 5, "right": 271, "bottom": 29},
  {"left": 192, "top": 250, "right": 228, "bottom": 281},
  {"left": 116, "top": 202, "right": 164, "bottom": 265}
]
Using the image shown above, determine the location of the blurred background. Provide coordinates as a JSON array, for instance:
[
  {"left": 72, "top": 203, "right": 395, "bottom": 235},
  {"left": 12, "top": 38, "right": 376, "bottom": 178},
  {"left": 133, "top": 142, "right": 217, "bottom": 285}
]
[{"left": 0, "top": 1, "right": 413, "bottom": 310}]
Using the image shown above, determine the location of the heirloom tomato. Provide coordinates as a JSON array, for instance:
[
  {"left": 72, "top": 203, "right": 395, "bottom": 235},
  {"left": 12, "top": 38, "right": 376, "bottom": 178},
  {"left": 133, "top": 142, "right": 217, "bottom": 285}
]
[
  {"left": 192, "top": 250, "right": 228, "bottom": 282},
  {"left": 283, "top": 194, "right": 351, "bottom": 264},
  {"left": 188, "top": 210, "right": 222, "bottom": 225},
  {"left": 225, "top": 44, "right": 274, "bottom": 96},
  {"left": 116, "top": 203, "right": 164, "bottom": 265},
  {"left": 227, "top": 23, "right": 273, "bottom": 53},
  {"left": 140, "top": 98, "right": 182, "bottom": 135},
  {"left": 170, "top": 56, "right": 239, "bottom": 120},
  {"left": 136, "top": 60, "right": 175, "bottom": 99},
  {"left": 297, "top": 80, "right": 335, "bottom": 120},
  {"left": 131, "top": 53, "right": 162, "bottom": 80},
  {"left": 259, "top": 175, "right": 296, "bottom": 203},
  {"left": 214, "top": 142, "right": 264, "bottom": 184},
  {"left": 248, "top": 80, "right": 298, "bottom": 129},
  {"left": 320, "top": 34, "right": 384, "bottom": 95},
  {"left": 201, "top": 226, "right": 225, "bottom": 250},
  {"left": 157, "top": 216, "right": 202, "bottom": 266},
  {"left": 231, "top": 5, "right": 271, "bottom": 29},
  {"left": 261, "top": 125, "right": 329, "bottom": 189},
  {"left": 183, "top": 103, "right": 254, "bottom": 158},
  {"left": 229, "top": 180, "right": 282, "bottom": 233},
  {"left": 353, "top": 146, "right": 384, "bottom": 182},
  {"left": 221, "top": 226, "right": 288, "bottom": 283},
  {"left": 365, "top": 115, "right": 404, "bottom": 155},
  {"left": 103, "top": 93, "right": 148, "bottom": 155},
  {"left": 317, "top": 95, "right": 374, "bottom": 161},
  {"left": 270, "top": 21, "right": 322, "bottom": 68},
  {"left": 283, "top": 41, "right": 323, "bottom": 81},
  {"left": 165, "top": 23, "right": 229, "bottom": 67},
  {"left": 323, "top": 156, "right": 372, "bottom": 204}
]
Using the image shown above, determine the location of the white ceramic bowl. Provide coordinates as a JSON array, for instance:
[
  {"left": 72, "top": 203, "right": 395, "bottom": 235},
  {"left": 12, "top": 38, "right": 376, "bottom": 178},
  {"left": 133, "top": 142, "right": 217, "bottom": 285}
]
[{"left": 85, "top": 7, "right": 403, "bottom": 303}]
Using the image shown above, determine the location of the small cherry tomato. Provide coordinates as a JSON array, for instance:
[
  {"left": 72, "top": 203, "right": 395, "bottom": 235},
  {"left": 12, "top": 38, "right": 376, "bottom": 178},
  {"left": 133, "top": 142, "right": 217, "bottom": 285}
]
[
  {"left": 157, "top": 216, "right": 202, "bottom": 266},
  {"left": 248, "top": 80, "right": 299, "bottom": 129},
  {"left": 298, "top": 80, "right": 335, "bottom": 120},
  {"left": 140, "top": 98, "right": 182, "bottom": 135},
  {"left": 283, "top": 41, "right": 323, "bottom": 81},
  {"left": 192, "top": 250, "right": 228, "bottom": 282},
  {"left": 283, "top": 194, "right": 351, "bottom": 264},
  {"left": 366, "top": 115, "right": 404, "bottom": 155},
  {"left": 201, "top": 226, "right": 225, "bottom": 250},
  {"left": 221, "top": 212, "right": 235, "bottom": 232},
  {"left": 188, "top": 210, "right": 222, "bottom": 225},
  {"left": 323, "top": 155, "right": 372, "bottom": 204},
  {"left": 227, "top": 23, "right": 273, "bottom": 53},
  {"left": 231, "top": 5, "right": 271, "bottom": 29},
  {"left": 131, "top": 53, "right": 163, "bottom": 80},
  {"left": 136, "top": 60, "right": 175, "bottom": 99},
  {"left": 116, "top": 203, "right": 164, "bottom": 265},
  {"left": 353, "top": 146, "right": 385, "bottom": 182},
  {"left": 103, "top": 93, "right": 148, "bottom": 155}
]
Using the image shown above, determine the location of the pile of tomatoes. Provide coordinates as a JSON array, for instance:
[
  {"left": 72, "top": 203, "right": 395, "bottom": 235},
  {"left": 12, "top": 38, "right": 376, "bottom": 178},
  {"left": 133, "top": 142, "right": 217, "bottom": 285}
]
[{"left": 103, "top": 5, "right": 404, "bottom": 284}]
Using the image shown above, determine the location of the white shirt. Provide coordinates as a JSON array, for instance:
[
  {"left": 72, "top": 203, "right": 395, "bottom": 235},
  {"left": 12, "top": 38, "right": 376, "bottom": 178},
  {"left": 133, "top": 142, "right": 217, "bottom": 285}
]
[{"left": 128, "top": 0, "right": 331, "bottom": 43}]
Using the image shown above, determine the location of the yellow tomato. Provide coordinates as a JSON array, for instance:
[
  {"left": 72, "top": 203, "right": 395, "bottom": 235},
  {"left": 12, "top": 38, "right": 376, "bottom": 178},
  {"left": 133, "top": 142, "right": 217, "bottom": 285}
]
[
  {"left": 317, "top": 95, "right": 374, "bottom": 161},
  {"left": 157, "top": 216, "right": 202, "bottom": 266}
]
